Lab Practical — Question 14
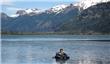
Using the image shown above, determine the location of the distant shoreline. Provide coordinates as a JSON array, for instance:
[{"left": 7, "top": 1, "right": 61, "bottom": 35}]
[{"left": 1, "top": 31, "right": 110, "bottom": 35}]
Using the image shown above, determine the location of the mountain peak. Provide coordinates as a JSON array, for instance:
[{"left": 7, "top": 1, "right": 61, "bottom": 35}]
[
  {"left": 47, "top": 4, "right": 68, "bottom": 13},
  {"left": 9, "top": 8, "right": 44, "bottom": 17},
  {"left": 1, "top": 12, "right": 9, "bottom": 18},
  {"left": 25, "top": 8, "right": 41, "bottom": 14},
  {"left": 77, "top": 0, "right": 110, "bottom": 9}
]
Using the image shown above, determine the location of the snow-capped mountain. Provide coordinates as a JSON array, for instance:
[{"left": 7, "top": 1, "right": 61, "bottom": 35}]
[
  {"left": 9, "top": 0, "right": 110, "bottom": 17},
  {"left": 1, "top": 1, "right": 110, "bottom": 34},
  {"left": 76, "top": 0, "right": 110, "bottom": 9},
  {"left": 10, "top": 8, "right": 44, "bottom": 17},
  {"left": 10, "top": 4, "right": 70, "bottom": 17},
  {"left": 25, "top": 8, "right": 44, "bottom": 14},
  {"left": 46, "top": 4, "right": 69, "bottom": 14}
]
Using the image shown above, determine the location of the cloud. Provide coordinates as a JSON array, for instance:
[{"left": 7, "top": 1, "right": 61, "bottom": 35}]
[
  {"left": 6, "top": 7, "right": 23, "bottom": 11},
  {"left": 0, "top": 0, "right": 12, "bottom": 5},
  {"left": 2, "top": 6, "right": 23, "bottom": 16}
]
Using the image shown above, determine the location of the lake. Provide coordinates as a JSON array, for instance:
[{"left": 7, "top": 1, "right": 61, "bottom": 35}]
[{"left": 1, "top": 35, "right": 110, "bottom": 64}]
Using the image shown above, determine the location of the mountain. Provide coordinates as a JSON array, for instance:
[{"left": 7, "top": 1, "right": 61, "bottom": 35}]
[
  {"left": 1, "top": 13, "right": 14, "bottom": 32},
  {"left": 9, "top": 5, "right": 69, "bottom": 17},
  {"left": 76, "top": 0, "right": 110, "bottom": 9},
  {"left": 1, "top": 4, "right": 80, "bottom": 33},
  {"left": 10, "top": 8, "right": 44, "bottom": 17},
  {"left": 8, "top": 0, "right": 110, "bottom": 17},
  {"left": 1, "top": 1, "right": 110, "bottom": 35},
  {"left": 46, "top": 4, "right": 69, "bottom": 14},
  {"left": 58, "top": 2, "right": 110, "bottom": 34}
]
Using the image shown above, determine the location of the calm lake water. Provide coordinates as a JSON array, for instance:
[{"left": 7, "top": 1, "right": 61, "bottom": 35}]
[{"left": 1, "top": 35, "right": 110, "bottom": 64}]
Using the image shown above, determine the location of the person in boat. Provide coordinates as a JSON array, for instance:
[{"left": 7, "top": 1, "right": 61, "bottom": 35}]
[{"left": 54, "top": 49, "right": 70, "bottom": 61}]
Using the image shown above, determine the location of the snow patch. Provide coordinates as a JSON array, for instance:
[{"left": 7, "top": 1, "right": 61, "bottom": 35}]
[
  {"left": 10, "top": 14, "right": 19, "bottom": 17},
  {"left": 49, "top": 4, "right": 68, "bottom": 13},
  {"left": 78, "top": 0, "right": 110, "bottom": 9}
]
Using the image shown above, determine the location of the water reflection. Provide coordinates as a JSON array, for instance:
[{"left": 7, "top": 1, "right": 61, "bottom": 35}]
[
  {"left": 53, "top": 59, "right": 110, "bottom": 64},
  {"left": 2, "top": 37, "right": 110, "bottom": 64},
  {"left": 67, "top": 59, "right": 110, "bottom": 64}
]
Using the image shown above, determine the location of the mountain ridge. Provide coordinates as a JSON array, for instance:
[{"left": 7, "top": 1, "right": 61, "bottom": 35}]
[
  {"left": 1, "top": 1, "right": 110, "bottom": 35},
  {"left": 7, "top": 0, "right": 110, "bottom": 17},
  {"left": 58, "top": 2, "right": 110, "bottom": 34}
]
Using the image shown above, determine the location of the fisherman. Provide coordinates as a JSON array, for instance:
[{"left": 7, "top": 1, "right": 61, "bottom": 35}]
[{"left": 55, "top": 49, "right": 70, "bottom": 60}]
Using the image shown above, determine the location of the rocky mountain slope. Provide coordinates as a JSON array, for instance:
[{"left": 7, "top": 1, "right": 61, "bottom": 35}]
[
  {"left": 58, "top": 2, "right": 110, "bottom": 34},
  {"left": 1, "top": 4, "right": 79, "bottom": 32},
  {"left": 1, "top": 1, "right": 110, "bottom": 34}
]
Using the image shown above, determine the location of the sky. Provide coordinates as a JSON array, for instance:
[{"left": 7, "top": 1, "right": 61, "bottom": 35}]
[{"left": 0, "top": 0, "right": 80, "bottom": 15}]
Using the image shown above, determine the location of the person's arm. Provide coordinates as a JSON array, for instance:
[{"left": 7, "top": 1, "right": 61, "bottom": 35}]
[
  {"left": 55, "top": 52, "right": 63, "bottom": 59},
  {"left": 55, "top": 53, "right": 60, "bottom": 57},
  {"left": 64, "top": 53, "right": 68, "bottom": 57},
  {"left": 63, "top": 53, "right": 70, "bottom": 59}
]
